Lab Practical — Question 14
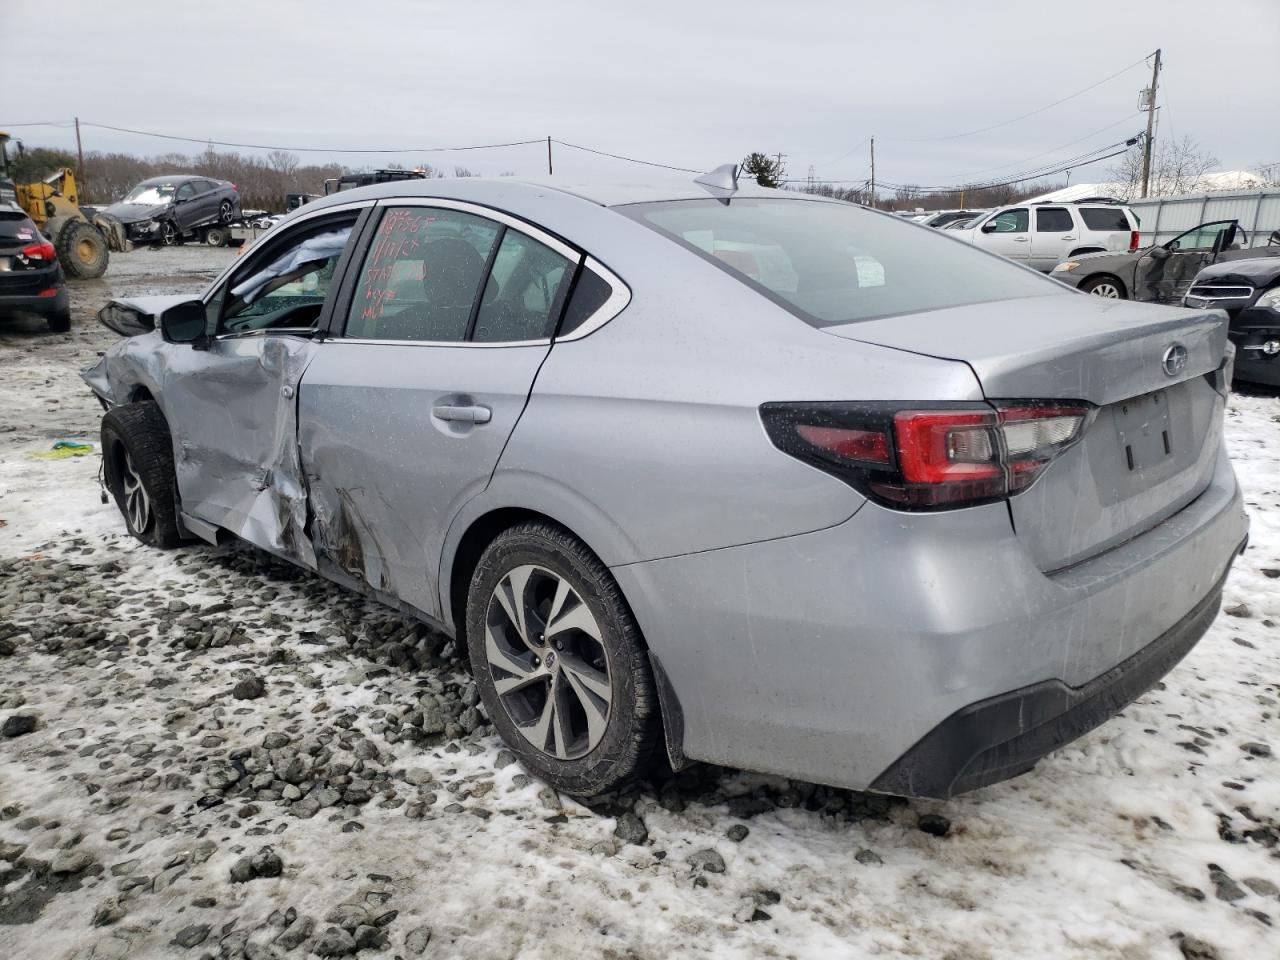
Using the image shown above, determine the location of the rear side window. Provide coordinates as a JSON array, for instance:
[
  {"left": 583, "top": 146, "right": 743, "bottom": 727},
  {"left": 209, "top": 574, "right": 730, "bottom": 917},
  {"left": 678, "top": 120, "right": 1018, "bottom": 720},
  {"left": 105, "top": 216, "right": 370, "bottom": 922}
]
[
  {"left": 623, "top": 198, "right": 1065, "bottom": 327},
  {"left": 1079, "top": 207, "right": 1131, "bottom": 231},
  {"left": 473, "top": 230, "right": 574, "bottom": 342},
  {"left": 346, "top": 207, "right": 500, "bottom": 342},
  {"left": 558, "top": 267, "right": 614, "bottom": 336},
  {"left": 1035, "top": 208, "right": 1074, "bottom": 232}
]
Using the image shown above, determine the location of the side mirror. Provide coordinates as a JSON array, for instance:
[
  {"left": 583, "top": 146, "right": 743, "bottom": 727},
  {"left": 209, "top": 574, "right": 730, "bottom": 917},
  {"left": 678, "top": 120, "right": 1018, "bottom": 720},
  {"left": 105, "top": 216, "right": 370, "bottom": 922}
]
[
  {"left": 1149, "top": 245, "right": 1171, "bottom": 261},
  {"left": 159, "top": 300, "right": 208, "bottom": 344},
  {"left": 980, "top": 221, "right": 999, "bottom": 234},
  {"left": 174, "top": 195, "right": 190, "bottom": 204}
]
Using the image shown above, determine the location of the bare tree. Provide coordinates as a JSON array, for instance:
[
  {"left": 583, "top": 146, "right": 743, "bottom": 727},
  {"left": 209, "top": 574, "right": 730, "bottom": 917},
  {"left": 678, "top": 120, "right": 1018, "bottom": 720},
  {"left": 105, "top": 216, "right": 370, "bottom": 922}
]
[
  {"left": 267, "top": 150, "right": 300, "bottom": 177},
  {"left": 1109, "top": 135, "right": 1218, "bottom": 198}
]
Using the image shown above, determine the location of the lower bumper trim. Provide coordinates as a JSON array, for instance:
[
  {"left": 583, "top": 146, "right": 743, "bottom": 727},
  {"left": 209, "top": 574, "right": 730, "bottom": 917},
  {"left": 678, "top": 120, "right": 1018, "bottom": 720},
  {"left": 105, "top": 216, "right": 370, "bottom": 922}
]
[{"left": 869, "top": 548, "right": 1242, "bottom": 799}]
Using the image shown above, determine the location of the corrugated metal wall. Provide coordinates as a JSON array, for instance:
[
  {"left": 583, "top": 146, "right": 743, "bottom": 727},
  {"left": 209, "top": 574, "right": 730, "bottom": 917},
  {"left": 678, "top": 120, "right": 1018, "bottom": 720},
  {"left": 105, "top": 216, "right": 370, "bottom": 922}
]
[{"left": 1127, "top": 190, "right": 1280, "bottom": 249}]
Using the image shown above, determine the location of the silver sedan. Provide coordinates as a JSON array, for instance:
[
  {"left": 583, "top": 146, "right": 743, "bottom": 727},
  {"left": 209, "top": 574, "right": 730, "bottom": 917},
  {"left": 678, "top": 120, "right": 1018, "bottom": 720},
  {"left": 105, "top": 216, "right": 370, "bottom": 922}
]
[{"left": 83, "top": 170, "right": 1247, "bottom": 799}]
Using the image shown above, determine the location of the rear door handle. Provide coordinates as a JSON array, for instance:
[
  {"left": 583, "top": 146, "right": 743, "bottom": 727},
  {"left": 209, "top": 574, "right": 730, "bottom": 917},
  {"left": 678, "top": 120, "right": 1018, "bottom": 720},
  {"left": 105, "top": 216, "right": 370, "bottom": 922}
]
[
  {"left": 1013, "top": 237, "right": 1030, "bottom": 242},
  {"left": 432, "top": 403, "right": 492, "bottom": 424},
  {"left": 1060, "top": 235, "right": 1077, "bottom": 241}
]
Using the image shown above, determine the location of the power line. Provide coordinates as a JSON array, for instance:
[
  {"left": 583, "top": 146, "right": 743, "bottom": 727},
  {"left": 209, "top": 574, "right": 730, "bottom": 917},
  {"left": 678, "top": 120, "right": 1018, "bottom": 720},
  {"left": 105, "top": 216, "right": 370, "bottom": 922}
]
[
  {"left": 551, "top": 139, "right": 702, "bottom": 173},
  {"left": 889, "top": 53, "right": 1153, "bottom": 142},
  {"left": 3, "top": 119, "right": 544, "bottom": 155},
  {"left": 874, "top": 143, "right": 1136, "bottom": 195},
  {"left": 948, "top": 112, "right": 1144, "bottom": 179},
  {"left": 0, "top": 120, "right": 75, "bottom": 128}
]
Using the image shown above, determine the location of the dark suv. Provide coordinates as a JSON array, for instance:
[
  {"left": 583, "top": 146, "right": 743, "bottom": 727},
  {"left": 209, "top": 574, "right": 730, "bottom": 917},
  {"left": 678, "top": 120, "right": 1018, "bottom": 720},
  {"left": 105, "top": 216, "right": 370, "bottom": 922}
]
[
  {"left": 0, "top": 202, "right": 70, "bottom": 332},
  {"left": 1184, "top": 237, "right": 1280, "bottom": 387}
]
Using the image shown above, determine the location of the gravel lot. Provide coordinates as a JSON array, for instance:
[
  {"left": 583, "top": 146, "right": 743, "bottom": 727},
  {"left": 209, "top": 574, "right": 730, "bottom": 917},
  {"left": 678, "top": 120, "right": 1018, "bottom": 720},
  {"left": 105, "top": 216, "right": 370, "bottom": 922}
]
[{"left": 1, "top": 247, "right": 1278, "bottom": 960}]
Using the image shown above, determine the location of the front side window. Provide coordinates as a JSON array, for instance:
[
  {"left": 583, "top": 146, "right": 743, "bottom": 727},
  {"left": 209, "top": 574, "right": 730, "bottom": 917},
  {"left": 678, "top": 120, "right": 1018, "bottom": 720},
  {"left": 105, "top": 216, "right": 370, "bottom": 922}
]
[
  {"left": 217, "top": 216, "right": 357, "bottom": 334},
  {"left": 473, "top": 230, "right": 574, "bottom": 342},
  {"left": 1170, "top": 221, "right": 1235, "bottom": 252},
  {"left": 990, "top": 208, "right": 1028, "bottom": 233},
  {"left": 346, "top": 206, "right": 501, "bottom": 342},
  {"left": 1035, "top": 208, "right": 1074, "bottom": 232},
  {"left": 176, "top": 182, "right": 196, "bottom": 201},
  {"left": 622, "top": 198, "right": 1066, "bottom": 327}
]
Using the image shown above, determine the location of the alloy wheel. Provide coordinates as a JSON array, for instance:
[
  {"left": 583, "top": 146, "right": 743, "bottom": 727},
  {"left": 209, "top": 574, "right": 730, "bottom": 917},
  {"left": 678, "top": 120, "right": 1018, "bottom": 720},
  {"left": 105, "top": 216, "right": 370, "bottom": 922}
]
[
  {"left": 483, "top": 564, "right": 612, "bottom": 760},
  {"left": 120, "top": 450, "right": 151, "bottom": 534},
  {"left": 161, "top": 222, "right": 178, "bottom": 245},
  {"left": 1089, "top": 282, "right": 1121, "bottom": 298}
]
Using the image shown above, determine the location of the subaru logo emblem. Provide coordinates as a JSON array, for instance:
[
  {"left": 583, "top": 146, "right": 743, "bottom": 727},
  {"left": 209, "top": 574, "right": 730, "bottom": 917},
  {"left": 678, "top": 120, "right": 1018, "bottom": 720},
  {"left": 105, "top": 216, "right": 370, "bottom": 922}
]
[{"left": 1162, "top": 343, "right": 1188, "bottom": 377}]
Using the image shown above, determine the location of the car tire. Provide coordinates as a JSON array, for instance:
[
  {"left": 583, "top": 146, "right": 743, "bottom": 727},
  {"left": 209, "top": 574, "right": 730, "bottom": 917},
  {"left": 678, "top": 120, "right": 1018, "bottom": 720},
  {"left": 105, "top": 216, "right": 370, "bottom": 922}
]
[
  {"left": 56, "top": 220, "right": 109, "bottom": 279},
  {"left": 465, "top": 522, "right": 660, "bottom": 796},
  {"left": 1081, "top": 275, "right": 1127, "bottom": 299},
  {"left": 101, "top": 402, "right": 186, "bottom": 549},
  {"left": 46, "top": 310, "right": 72, "bottom": 333},
  {"left": 204, "top": 226, "right": 228, "bottom": 247},
  {"left": 161, "top": 221, "right": 181, "bottom": 246},
  {"left": 219, "top": 200, "right": 234, "bottom": 225}
]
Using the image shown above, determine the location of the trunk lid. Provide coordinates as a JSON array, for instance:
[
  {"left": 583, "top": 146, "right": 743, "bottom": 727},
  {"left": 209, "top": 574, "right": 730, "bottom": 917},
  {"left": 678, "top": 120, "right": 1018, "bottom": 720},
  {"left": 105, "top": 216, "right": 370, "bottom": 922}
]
[{"left": 822, "top": 295, "right": 1230, "bottom": 570}]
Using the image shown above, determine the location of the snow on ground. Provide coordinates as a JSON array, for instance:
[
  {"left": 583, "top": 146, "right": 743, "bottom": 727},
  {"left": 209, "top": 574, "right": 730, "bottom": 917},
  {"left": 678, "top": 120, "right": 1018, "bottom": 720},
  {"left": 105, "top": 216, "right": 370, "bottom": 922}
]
[{"left": 1, "top": 247, "right": 1278, "bottom": 960}]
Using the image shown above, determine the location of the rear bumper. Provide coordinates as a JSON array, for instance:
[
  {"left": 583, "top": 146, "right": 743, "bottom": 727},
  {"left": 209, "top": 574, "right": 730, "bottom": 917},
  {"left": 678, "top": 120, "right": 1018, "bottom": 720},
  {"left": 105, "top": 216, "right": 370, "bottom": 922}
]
[
  {"left": 870, "top": 552, "right": 1238, "bottom": 798},
  {"left": 0, "top": 286, "right": 69, "bottom": 317},
  {"left": 615, "top": 448, "right": 1248, "bottom": 796}
]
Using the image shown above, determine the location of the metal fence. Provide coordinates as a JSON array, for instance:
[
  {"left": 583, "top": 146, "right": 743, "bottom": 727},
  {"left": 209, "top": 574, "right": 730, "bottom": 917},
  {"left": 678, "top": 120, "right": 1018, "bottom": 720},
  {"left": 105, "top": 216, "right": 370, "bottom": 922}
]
[{"left": 1127, "top": 189, "right": 1280, "bottom": 248}]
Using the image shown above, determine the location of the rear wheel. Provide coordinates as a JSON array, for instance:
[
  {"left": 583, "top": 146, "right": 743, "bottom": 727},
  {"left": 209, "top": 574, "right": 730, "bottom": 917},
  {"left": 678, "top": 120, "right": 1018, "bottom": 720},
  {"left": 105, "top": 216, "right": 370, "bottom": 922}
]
[
  {"left": 1081, "top": 275, "right": 1127, "bottom": 299},
  {"left": 101, "top": 402, "right": 186, "bottom": 549},
  {"left": 203, "top": 226, "right": 228, "bottom": 247},
  {"left": 56, "top": 220, "right": 109, "bottom": 279},
  {"left": 46, "top": 310, "right": 71, "bottom": 333},
  {"left": 219, "top": 200, "right": 234, "bottom": 224},
  {"left": 465, "top": 523, "right": 659, "bottom": 796}
]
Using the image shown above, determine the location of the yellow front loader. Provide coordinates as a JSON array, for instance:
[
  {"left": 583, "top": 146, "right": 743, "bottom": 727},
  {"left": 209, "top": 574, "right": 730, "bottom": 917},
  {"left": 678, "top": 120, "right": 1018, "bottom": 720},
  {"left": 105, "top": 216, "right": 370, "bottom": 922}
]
[{"left": 0, "top": 131, "right": 125, "bottom": 279}]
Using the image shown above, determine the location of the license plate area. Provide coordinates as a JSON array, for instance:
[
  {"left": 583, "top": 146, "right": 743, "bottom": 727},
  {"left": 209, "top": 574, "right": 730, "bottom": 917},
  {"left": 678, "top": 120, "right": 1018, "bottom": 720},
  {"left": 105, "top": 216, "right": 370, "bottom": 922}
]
[{"left": 1114, "top": 389, "right": 1173, "bottom": 472}]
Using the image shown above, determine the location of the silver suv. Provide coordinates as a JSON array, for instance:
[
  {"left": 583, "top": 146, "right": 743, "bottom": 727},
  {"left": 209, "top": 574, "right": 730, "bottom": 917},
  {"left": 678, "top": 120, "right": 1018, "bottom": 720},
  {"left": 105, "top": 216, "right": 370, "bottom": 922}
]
[{"left": 953, "top": 201, "right": 1140, "bottom": 272}]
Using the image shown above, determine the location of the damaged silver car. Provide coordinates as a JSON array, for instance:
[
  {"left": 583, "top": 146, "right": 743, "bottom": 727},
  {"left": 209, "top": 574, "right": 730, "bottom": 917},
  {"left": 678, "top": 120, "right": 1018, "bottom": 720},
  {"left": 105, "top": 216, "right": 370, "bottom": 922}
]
[{"left": 84, "top": 172, "right": 1248, "bottom": 799}]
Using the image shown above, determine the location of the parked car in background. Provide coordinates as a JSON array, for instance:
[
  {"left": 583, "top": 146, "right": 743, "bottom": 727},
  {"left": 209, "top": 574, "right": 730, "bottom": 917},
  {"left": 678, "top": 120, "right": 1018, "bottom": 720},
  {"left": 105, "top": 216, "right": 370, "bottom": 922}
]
[
  {"left": 1183, "top": 238, "right": 1280, "bottom": 386},
  {"left": 916, "top": 209, "right": 986, "bottom": 229},
  {"left": 83, "top": 175, "right": 1246, "bottom": 801},
  {"left": 103, "top": 175, "right": 241, "bottom": 246},
  {"left": 952, "top": 201, "right": 1139, "bottom": 272},
  {"left": 1052, "top": 220, "right": 1280, "bottom": 302},
  {"left": 0, "top": 201, "right": 70, "bottom": 332},
  {"left": 944, "top": 216, "right": 977, "bottom": 230}
]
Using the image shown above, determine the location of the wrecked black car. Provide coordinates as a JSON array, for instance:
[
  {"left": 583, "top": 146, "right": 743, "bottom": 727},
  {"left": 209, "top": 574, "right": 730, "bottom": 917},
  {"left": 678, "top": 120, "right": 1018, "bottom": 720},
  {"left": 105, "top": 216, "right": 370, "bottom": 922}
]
[
  {"left": 1051, "top": 219, "right": 1280, "bottom": 303},
  {"left": 1184, "top": 253, "right": 1280, "bottom": 387},
  {"left": 103, "top": 175, "right": 240, "bottom": 246}
]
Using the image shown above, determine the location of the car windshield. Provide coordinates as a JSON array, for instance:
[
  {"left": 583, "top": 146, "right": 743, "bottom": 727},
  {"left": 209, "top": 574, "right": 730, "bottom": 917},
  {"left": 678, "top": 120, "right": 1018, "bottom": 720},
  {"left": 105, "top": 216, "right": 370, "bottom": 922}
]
[
  {"left": 622, "top": 197, "right": 1067, "bottom": 326},
  {"left": 123, "top": 184, "right": 175, "bottom": 204}
]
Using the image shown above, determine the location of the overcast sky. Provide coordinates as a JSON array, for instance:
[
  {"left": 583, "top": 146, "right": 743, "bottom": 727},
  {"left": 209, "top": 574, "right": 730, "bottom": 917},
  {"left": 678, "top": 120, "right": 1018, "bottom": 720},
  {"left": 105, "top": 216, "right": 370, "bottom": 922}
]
[{"left": 7, "top": 0, "right": 1279, "bottom": 192}]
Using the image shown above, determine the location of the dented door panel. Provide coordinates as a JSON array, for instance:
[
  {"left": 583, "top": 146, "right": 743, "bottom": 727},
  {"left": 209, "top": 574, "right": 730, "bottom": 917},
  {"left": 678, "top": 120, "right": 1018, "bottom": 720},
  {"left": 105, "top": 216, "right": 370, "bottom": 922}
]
[
  {"left": 163, "top": 334, "right": 320, "bottom": 567},
  {"left": 297, "top": 341, "right": 550, "bottom": 618}
]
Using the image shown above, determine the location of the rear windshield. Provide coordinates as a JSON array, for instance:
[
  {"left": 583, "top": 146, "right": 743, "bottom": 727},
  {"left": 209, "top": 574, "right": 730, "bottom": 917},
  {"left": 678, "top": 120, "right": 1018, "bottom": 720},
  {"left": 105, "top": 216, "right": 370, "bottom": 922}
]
[
  {"left": 0, "top": 210, "right": 37, "bottom": 241},
  {"left": 621, "top": 197, "right": 1067, "bottom": 327},
  {"left": 1079, "top": 207, "right": 1132, "bottom": 231}
]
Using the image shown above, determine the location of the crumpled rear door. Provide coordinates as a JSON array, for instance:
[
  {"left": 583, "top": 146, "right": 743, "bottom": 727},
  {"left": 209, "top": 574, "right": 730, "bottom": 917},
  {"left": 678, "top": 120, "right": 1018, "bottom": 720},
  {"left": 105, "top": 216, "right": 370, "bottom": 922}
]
[{"left": 162, "top": 333, "right": 319, "bottom": 567}]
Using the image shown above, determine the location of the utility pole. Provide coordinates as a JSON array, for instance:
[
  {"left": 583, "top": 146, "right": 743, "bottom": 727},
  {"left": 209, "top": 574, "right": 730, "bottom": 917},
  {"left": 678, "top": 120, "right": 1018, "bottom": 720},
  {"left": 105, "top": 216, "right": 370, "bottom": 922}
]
[
  {"left": 74, "top": 116, "right": 85, "bottom": 196},
  {"left": 546, "top": 136, "right": 553, "bottom": 176},
  {"left": 1140, "top": 48, "right": 1161, "bottom": 198},
  {"left": 869, "top": 137, "right": 875, "bottom": 209}
]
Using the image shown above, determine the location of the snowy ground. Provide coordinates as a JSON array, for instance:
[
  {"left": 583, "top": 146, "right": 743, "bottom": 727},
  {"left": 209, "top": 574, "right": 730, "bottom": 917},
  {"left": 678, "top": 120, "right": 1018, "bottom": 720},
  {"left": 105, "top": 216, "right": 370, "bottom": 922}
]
[{"left": 1, "top": 247, "right": 1278, "bottom": 960}]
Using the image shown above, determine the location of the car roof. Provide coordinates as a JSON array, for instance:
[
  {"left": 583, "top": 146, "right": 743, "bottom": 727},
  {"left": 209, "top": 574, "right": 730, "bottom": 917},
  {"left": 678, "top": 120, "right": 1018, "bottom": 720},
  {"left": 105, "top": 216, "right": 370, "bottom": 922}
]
[
  {"left": 300, "top": 174, "right": 809, "bottom": 214},
  {"left": 136, "top": 175, "right": 206, "bottom": 186}
]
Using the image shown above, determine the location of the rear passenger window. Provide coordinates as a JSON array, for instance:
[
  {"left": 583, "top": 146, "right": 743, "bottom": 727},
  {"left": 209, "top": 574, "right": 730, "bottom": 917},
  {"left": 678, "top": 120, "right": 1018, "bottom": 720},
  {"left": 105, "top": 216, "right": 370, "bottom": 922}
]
[
  {"left": 472, "top": 230, "right": 574, "bottom": 342},
  {"left": 1035, "top": 208, "right": 1074, "bottom": 232},
  {"left": 1079, "top": 208, "right": 1131, "bottom": 231},
  {"left": 558, "top": 267, "right": 613, "bottom": 336},
  {"left": 346, "top": 207, "right": 500, "bottom": 342}
]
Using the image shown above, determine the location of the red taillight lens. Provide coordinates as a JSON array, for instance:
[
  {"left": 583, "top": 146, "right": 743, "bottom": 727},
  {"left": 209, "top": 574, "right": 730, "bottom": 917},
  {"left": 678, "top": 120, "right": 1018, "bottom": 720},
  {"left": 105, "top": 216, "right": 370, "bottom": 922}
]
[
  {"left": 1129, "top": 230, "right": 1140, "bottom": 251},
  {"left": 21, "top": 241, "right": 57, "bottom": 261},
  {"left": 761, "top": 401, "right": 1091, "bottom": 511}
]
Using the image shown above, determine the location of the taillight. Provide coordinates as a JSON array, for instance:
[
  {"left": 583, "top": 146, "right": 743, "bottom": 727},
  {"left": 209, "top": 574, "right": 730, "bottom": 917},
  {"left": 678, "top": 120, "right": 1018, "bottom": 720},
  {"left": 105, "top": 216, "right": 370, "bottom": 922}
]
[
  {"left": 760, "top": 401, "right": 1092, "bottom": 510},
  {"left": 1129, "top": 230, "right": 1140, "bottom": 251},
  {"left": 21, "top": 241, "right": 57, "bottom": 261}
]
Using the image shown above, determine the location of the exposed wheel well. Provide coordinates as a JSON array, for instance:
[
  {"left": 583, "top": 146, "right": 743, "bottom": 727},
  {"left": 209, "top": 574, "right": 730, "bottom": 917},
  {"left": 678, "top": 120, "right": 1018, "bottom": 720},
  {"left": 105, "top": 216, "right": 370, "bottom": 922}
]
[
  {"left": 128, "top": 385, "right": 156, "bottom": 404},
  {"left": 449, "top": 508, "right": 551, "bottom": 637},
  {"left": 1069, "top": 247, "right": 1105, "bottom": 257}
]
